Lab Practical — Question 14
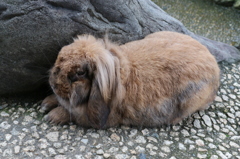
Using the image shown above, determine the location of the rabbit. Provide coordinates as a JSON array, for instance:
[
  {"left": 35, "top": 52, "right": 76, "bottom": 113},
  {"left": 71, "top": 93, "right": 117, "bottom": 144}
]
[{"left": 41, "top": 31, "right": 220, "bottom": 129}]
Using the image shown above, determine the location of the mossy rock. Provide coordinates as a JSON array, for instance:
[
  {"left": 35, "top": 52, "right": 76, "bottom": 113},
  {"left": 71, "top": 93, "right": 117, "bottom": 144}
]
[
  {"left": 234, "top": 0, "right": 240, "bottom": 8},
  {"left": 214, "top": 0, "right": 235, "bottom": 6},
  {"left": 213, "top": 0, "right": 240, "bottom": 9}
]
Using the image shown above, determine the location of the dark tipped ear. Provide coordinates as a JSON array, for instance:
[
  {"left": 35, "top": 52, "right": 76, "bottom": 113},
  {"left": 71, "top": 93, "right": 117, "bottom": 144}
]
[{"left": 87, "top": 80, "right": 110, "bottom": 129}]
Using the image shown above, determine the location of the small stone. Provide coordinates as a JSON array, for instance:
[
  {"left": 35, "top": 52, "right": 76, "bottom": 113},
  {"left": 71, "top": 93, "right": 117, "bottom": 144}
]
[
  {"left": 39, "top": 139, "right": 50, "bottom": 149},
  {"left": 23, "top": 115, "right": 33, "bottom": 122},
  {"left": 3, "top": 149, "right": 13, "bottom": 157},
  {"left": 135, "top": 146, "right": 145, "bottom": 153},
  {"left": 161, "top": 146, "right": 170, "bottom": 153},
  {"left": 46, "top": 132, "right": 59, "bottom": 142},
  {"left": 193, "top": 119, "right": 201, "bottom": 128},
  {"left": 54, "top": 155, "right": 67, "bottom": 159},
  {"left": 163, "top": 140, "right": 173, "bottom": 146},
  {"left": 213, "top": 125, "right": 220, "bottom": 131},
  {"left": 103, "top": 153, "right": 111, "bottom": 158},
  {"left": 135, "top": 136, "right": 146, "bottom": 144},
  {"left": 49, "top": 148, "right": 57, "bottom": 156},
  {"left": 115, "top": 154, "right": 129, "bottom": 159},
  {"left": 108, "top": 147, "right": 119, "bottom": 153},
  {"left": 178, "top": 143, "right": 186, "bottom": 150},
  {"left": 0, "top": 121, "right": 11, "bottom": 129},
  {"left": 218, "top": 133, "right": 227, "bottom": 140},
  {"left": 5, "top": 134, "right": 12, "bottom": 141},
  {"left": 32, "top": 132, "right": 40, "bottom": 139},
  {"left": 222, "top": 95, "right": 229, "bottom": 101},
  {"left": 23, "top": 146, "right": 35, "bottom": 152},
  {"left": 53, "top": 143, "right": 62, "bottom": 149},
  {"left": 236, "top": 111, "right": 240, "bottom": 117},
  {"left": 229, "top": 94, "right": 236, "bottom": 99},
  {"left": 196, "top": 139, "right": 204, "bottom": 146},
  {"left": 75, "top": 155, "right": 85, "bottom": 159},
  {"left": 90, "top": 133, "right": 100, "bottom": 138},
  {"left": 147, "top": 137, "right": 158, "bottom": 143},
  {"left": 110, "top": 133, "right": 120, "bottom": 141},
  {"left": 138, "top": 153, "right": 147, "bottom": 159},
  {"left": 141, "top": 129, "right": 149, "bottom": 136},
  {"left": 181, "top": 129, "right": 190, "bottom": 137},
  {"left": 229, "top": 141, "right": 240, "bottom": 148},
  {"left": 96, "top": 149, "right": 104, "bottom": 155},
  {"left": 127, "top": 141, "right": 134, "bottom": 146},
  {"left": 184, "top": 139, "right": 194, "bottom": 144},
  {"left": 189, "top": 145, "right": 195, "bottom": 150},
  {"left": 202, "top": 115, "right": 212, "bottom": 126},
  {"left": 218, "top": 145, "right": 227, "bottom": 151},
  {"left": 210, "top": 155, "right": 218, "bottom": 159},
  {"left": 215, "top": 96, "right": 222, "bottom": 102},
  {"left": 209, "top": 143, "right": 217, "bottom": 149},
  {"left": 197, "top": 153, "right": 207, "bottom": 158},
  {"left": 121, "top": 146, "right": 128, "bottom": 153},
  {"left": 81, "top": 139, "right": 88, "bottom": 145},
  {"left": 129, "top": 129, "right": 138, "bottom": 138},
  {"left": 14, "top": 146, "right": 20, "bottom": 154},
  {"left": 94, "top": 155, "right": 103, "bottom": 159},
  {"left": 198, "top": 148, "right": 207, "bottom": 152},
  {"left": 216, "top": 151, "right": 227, "bottom": 159},
  {"left": 218, "top": 112, "right": 227, "bottom": 118},
  {"left": 1, "top": 111, "right": 9, "bottom": 117},
  {"left": 40, "top": 123, "right": 49, "bottom": 130}
]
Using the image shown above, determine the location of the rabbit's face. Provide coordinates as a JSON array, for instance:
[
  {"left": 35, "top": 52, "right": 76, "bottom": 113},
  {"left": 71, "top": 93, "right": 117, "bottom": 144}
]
[
  {"left": 49, "top": 45, "right": 94, "bottom": 106},
  {"left": 48, "top": 35, "right": 122, "bottom": 128}
]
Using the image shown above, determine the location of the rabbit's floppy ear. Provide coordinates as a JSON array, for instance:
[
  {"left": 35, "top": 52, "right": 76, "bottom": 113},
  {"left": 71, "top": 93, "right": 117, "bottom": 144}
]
[{"left": 87, "top": 80, "right": 110, "bottom": 129}]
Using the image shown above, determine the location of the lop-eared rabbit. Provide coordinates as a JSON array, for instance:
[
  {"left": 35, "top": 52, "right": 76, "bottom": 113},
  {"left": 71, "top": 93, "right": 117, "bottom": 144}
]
[{"left": 41, "top": 31, "right": 220, "bottom": 129}]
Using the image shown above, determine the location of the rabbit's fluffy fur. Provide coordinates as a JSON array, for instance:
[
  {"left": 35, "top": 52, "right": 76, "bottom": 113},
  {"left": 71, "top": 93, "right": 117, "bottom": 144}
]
[{"left": 41, "top": 31, "right": 220, "bottom": 129}]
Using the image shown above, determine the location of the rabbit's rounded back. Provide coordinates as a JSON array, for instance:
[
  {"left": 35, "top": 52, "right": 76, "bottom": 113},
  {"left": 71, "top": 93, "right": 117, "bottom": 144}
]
[{"left": 118, "top": 31, "right": 220, "bottom": 126}]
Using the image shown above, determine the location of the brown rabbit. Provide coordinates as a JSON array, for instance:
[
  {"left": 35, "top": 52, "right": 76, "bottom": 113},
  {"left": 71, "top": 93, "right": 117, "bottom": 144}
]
[{"left": 41, "top": 31, "right": 220, "bottom": 129}]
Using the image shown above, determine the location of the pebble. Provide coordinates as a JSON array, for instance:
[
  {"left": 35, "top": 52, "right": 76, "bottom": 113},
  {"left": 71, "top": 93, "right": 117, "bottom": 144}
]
[
  {"left": 193, "top": 119, "right": 201, "bottom": 128},
  {"left": 215, "top": 96, "right": 222, "bottom": 102},
  {"left": 49, "top": 148, "right": 57, "bottom": 156},
  {"left": 161, "top": 146, "right": 171, "bottom": 153},
  {"left": 135, "top": 136, "right": 147, "bottom": 144},
  {"left": 81, "top": 139, "right": 88, "bottom": 145},
  {"left": 14, "top": 146, "right": 20, "bottom": 154},
  {"left": 5, "top": 134, "right": 12, "bottom": 141},
  {"left": 202, "top": 115, "right": 212, "bottom": 126},
  {"left": 181, "top": 129, "right": 190, "bottom": 137},
  {"left": 229, "top": 141, "right": 240, "bottom": 148},
  {"left": 96, "top": 149, "right": 104, "bottom": 155},
  {"left": 46, "top": 132, "right": 59, "bottom": 142},
  {"left": 178, "top": 143, "right": 186, "bottom": 150},
  {"left": 196, "top": 139, "right": 204, "bottom": 146},
  {"left": 1, "top": 111, "right": 9, "bottom": 117},
  {"left": 110, "top": 133, "right": 121, "bottom": 141}
]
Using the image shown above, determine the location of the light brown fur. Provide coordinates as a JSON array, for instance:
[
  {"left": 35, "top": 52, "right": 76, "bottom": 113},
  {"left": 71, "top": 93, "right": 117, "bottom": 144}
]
[{"left": 41, "top": 31, "right": 220, "bottom": 129}]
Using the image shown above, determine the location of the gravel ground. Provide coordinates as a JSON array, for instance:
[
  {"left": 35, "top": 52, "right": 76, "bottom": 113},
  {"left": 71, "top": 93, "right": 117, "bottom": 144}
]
[{"left": 0, "top": 62, "right": 240, "bottom": 159}]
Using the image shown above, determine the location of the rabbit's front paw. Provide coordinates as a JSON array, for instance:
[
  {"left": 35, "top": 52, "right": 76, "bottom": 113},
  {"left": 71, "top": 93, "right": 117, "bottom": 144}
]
[
  {"left": 44, "top": 106, "right": 72, "bottom": 125},
  {"left": 41, "top": 94, "right": 58, "bottom": 113}
]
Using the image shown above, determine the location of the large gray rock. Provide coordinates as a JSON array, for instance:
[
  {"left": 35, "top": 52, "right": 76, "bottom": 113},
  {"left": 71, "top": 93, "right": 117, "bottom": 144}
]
[{"left": 0, "top": 0, "right": 240, "bottom": 95}]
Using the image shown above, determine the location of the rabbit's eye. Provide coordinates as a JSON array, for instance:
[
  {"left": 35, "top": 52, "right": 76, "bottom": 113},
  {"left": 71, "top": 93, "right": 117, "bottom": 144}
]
[
  {"left": 76, "top": 71, "right": 85, "bottom": 76},
  {"left": 68, "top": 71, "right": 86, "bottom": 84}
]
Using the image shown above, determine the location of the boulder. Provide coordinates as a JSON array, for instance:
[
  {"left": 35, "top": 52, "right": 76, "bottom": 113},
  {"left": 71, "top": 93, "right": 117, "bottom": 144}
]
[{"left": 0, "top": 0, "right": 240, "bottom": 95}]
